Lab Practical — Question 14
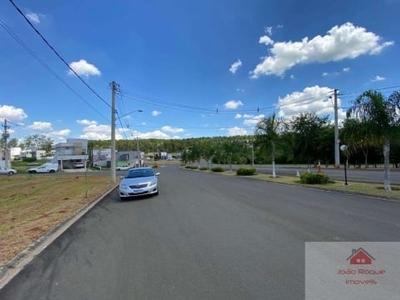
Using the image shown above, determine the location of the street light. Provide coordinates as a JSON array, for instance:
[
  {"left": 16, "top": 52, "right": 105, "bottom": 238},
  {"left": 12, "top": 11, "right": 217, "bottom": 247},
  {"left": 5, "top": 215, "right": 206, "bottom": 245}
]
[
  {"left": 117, "top": 109, "right": 143, "bottom": 119},
  {"left": 340, "top": 144, "right": 348, "bottom": 185},
  {"left": 135, "top": 136, "right": 141, "bottom": 167},
  {"left": 245, "top": 139, "right": 255, "bottom": 167}
]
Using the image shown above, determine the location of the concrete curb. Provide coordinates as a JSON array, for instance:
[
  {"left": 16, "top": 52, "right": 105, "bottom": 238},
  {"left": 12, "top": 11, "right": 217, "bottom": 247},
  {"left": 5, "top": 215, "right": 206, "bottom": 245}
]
[{"left": 0, "top": 184, "right": 119, "bottom": 290}]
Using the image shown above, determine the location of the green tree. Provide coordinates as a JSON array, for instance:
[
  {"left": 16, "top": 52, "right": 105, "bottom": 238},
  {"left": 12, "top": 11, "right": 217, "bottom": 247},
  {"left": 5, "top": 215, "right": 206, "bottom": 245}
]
[
  {"left": 291, "top": 112, "right": 330, "bottom": 166},
  {"left": 347, "top": 90, "right": 400, "bottom": 190},
  {"left": 255, "top": 113, "right": 282, "bottom": 177},
  {"left": 7, "top": 138, "right": 19, "bottom": 148},
  {"left": 341, "top": 119, "right": 374, "bottom": 168}
]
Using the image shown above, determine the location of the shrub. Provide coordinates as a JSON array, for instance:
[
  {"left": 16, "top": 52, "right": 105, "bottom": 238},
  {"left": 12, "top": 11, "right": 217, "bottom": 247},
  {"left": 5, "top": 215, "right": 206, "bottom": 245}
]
[
  {"left": 236, "top": 168, "right": 256, "bottom": 176},
  {"left": 199, "top": 167, "right": 208, "bottom": 171},
  {"left": 22, "top": 157, "right": 37, "bottom": 163},
  {"left": 211, "top": 167, "right": 225, "bottom": 172},
  {"left": 185, "top": 165, "right": 198, "bottom": 169},
  {"left": 300, "top": 172, "right": 329, "bottom": 184}
]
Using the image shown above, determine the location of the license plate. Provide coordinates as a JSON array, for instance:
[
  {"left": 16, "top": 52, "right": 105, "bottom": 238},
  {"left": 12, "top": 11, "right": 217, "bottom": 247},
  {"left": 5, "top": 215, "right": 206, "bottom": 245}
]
[{"left": 133, "top": 189, "right": 142, "bottom": 194}]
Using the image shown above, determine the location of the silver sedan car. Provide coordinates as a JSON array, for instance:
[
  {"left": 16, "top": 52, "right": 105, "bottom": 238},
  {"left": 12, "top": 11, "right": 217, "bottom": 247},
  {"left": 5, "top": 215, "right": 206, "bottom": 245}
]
[{"left": 119, "top": 167, "right": 160, "bottom": 200}]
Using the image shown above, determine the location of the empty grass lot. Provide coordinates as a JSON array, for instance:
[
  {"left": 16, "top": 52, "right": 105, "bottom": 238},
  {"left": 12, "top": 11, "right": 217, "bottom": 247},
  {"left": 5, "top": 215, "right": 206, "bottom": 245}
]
[{"left": 0, "top": 174, "right": 116, "bottom": 266}]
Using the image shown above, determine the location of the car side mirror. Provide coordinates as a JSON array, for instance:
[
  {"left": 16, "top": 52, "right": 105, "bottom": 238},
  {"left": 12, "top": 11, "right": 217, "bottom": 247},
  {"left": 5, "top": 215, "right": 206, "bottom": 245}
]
[{"left": 155, "top": 172, "right": 160, "bottom": 176}]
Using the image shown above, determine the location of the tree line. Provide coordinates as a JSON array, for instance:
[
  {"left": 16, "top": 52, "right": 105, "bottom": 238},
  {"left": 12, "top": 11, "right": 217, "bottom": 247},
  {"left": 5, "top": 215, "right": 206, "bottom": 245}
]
[{"left": 7, "top": 90, "right": 400, "bottom": 188}]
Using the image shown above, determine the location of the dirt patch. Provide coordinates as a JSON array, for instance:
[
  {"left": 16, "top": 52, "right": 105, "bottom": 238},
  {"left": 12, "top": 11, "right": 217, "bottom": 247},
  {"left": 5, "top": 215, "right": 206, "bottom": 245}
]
[{"left": 0, "top": 174, "right": 116, "bottom": 266}]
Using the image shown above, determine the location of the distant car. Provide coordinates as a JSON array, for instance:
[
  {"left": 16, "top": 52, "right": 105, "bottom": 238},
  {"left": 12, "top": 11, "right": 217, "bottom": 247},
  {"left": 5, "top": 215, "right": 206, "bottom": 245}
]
[
  {"left": 119, "top": 167, "right": 160, "bottom": 200},
  {"left": 116, "top": 165, "right": 131, "bottom": 171},
  {"left": 27, "top": 163, "right": 58, "bottom": 173},
  {"left": 73, "top": 163, "right": 85, "bottom": 169},
  {"left": 0, "top": 168, "right": 17, "bottom": 175}
]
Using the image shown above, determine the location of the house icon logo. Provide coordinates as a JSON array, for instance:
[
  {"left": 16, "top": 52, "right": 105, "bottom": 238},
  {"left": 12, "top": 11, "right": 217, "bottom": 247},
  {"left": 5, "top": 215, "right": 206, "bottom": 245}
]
[{"left": 347, "top": 248, "right": 375, "bottom": 265}]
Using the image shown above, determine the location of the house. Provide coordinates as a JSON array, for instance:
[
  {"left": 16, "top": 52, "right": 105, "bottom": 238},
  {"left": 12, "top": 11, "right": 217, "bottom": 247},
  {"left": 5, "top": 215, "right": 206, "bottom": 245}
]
[
  {"left": 54, "top": 139, "right": 89, "bottom": 170},
  {"left": 10, "top": 147, "right": 22, "bottom": 160},
  {"left": 347, "top": 248, "right": 375, "bottom": 265},
  {"left": 91, "top": 149, "right": 144, "bottom": 168}
]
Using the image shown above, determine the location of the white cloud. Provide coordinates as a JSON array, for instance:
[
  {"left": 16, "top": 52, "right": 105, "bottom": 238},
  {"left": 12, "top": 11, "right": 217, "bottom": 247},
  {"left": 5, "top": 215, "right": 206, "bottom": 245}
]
[
  {"left": 27, "top": 121, "right": 52, "bottom": 131},
  {"left": 77, "top": 120, "right": 184, "bottom": 140},
  {"left": 152, "top": 110, "right": 161, "bottom": 116},
  {"left": 264, "top": 26, "right": 273, "bottom": 36},
  {"left": 227, "top": 127, "right": 248, "bottom": 136},
  {"left": 224, "top": 100, "right": 243, "bottom": 109},
  {"left": 322, "top": 67, "right": 351, "bottom": 77},
  {"left": 0, "top": 105, "right": 28, "bottom": 121},
  {"left": 26, "top": 12, "right": 41, "bottom": 24},
  {"left": 290, "top": 74, "right": 295, "bottom": 79},
  {"left": 236, "top": 88, "right": 245, "bottom": 92},
  {"left": 77, "top": 119, "right": 97, "bottom": 125},
  {"left": 161, "top": 126, "right": 184, "bottom": 133},
  {"left": 277, "top": 85, "right": 346, "bottom": 121},
  {"left": 80, "top": 123, "right": 111, "bottom": 140},
  {"left": 372, "top": 75, "right": 385, "bottom": 82},
  {"left": 243, "top": 114, "right": 265, "bottom": 126},
  {"left": 251, "top": 22, "right": 394, "bottom": 78},
  {"left": 138, "top": 130, "right": 170, "bottom": 139},
  {"left": 259, "top": 35, "right": 274, "bottom": 46},
  {"left": 229, "top": 59, "right": 242, "bottom": 74},
  {"left": 234, "top": 114, "right": 242, "bottom": 119},
  {"left": 68, "top": 59, "right": 101, "bottom": 77},
  {"left": 50, "top": 129, "right": 70, "bottom": 137}
]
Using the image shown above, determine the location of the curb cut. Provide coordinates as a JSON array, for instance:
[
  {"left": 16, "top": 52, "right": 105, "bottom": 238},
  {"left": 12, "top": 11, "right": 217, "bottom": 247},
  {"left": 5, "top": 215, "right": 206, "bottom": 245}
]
[{"left": 0, "top": 184, "right": 119, "bottom": 290}]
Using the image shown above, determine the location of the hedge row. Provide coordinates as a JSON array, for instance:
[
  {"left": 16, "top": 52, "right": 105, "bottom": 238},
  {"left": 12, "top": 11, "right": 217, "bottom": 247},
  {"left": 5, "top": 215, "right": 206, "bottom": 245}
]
[
  {"left": 236, "top": 168, "right": 256, "bottom": 176},
  {"left": 299, "top": 172, "right": 330, "bottom": 184}
]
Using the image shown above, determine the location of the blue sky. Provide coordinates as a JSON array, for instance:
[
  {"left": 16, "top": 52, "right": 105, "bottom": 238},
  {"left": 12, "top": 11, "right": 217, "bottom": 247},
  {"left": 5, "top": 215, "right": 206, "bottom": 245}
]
[{"left": 1, "top": 0, "right": 399, "bottom": 143}]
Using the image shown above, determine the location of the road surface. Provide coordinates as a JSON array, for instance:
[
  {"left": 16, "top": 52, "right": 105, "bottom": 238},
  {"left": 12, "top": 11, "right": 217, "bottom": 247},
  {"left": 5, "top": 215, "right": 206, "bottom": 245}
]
[{"left": 1, "top": 165, "right": 400, "bottom": 299}]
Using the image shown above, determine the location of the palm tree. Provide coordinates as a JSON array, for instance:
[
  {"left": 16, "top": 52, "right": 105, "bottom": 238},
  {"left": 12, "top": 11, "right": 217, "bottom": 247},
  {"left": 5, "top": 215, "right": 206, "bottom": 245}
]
[
  {"left": 340, "top": 118, "right": 374, "bottom": 168},
  {"left": 347, "top": 90, "right": 400, "bottom": 190},
  {"left": 255, "top": 113, "right": 282, "bottom": 178}
]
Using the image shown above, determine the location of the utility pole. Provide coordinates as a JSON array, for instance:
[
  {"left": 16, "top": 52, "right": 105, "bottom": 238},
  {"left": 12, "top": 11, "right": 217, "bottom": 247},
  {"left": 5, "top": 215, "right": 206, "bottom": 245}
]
[
  {"left": 333, "top": 89, "right": 340, "bottom": 168},
  {"left": 136, "top": 137, "right": 141, "bottom": 167},
  {"left": 110, "top": 81, "right": 117, "bottom": 183},
  {"left": 2, "top": 119, "right": 10, "bottom": 169}
]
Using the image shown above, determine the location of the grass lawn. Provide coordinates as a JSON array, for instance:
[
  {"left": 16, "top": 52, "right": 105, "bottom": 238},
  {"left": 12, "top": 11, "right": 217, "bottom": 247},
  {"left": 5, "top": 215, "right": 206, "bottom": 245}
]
[{"left": 0, "top": 174, "right": 116, "bottom": 266}]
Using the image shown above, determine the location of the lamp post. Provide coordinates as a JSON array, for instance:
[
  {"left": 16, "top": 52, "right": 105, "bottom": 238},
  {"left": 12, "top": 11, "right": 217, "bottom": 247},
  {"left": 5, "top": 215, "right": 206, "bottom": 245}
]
[
  {"left": 245, "top": 139, "right": 254, "bottom": 167},
  {"left": 136, "top": 137, "right": 141, "bottom": 167},
  {"left": 340, "top": 144, "right": 348, "bottom": 185},
  {"left": 118, "top": 109, "right": 143, "bottom": 119}
]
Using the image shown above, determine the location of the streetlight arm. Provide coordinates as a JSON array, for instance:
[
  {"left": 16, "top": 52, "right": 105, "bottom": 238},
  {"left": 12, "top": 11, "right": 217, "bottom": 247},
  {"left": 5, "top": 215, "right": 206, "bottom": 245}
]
[{"left": 117, "top": 109, "right": 143, "bottom": 119}]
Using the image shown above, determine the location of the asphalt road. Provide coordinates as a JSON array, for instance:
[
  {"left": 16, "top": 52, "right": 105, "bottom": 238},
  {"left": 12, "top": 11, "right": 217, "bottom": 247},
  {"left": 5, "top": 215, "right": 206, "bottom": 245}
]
[{"left": 1, "top": 165, "right": 400, "bottom": 299}]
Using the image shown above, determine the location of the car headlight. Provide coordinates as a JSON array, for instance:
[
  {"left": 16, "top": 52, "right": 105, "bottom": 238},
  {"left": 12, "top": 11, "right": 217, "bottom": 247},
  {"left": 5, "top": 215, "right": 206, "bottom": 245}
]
[
  {"left": 149, "top": 180, "right": 157, "bottom": 187},
  {"left": 120, "top": 183, "right": 128, "bottom": 189}
]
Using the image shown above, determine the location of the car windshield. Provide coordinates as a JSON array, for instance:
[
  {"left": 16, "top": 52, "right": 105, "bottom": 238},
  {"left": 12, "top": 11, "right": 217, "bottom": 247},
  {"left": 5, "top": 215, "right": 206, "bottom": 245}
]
[{"left": 125, "top": 169, "right": 154, "bottom": 178}]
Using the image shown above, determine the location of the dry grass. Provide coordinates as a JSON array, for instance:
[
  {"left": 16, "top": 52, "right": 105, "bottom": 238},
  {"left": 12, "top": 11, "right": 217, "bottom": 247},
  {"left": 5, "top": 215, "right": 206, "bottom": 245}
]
[{"left": 0, "top": 174, "right": 116, "bottom": 266}]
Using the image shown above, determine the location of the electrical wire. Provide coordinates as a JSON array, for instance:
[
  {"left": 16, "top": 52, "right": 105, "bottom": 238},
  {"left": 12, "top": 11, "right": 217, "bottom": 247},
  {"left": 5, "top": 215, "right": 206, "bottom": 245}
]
[
  {"left": 0, "top": 19, "right": 109, "bottom": 122},
  {"left": 8, "top": 0, "right": 111, "bottom": 109}
]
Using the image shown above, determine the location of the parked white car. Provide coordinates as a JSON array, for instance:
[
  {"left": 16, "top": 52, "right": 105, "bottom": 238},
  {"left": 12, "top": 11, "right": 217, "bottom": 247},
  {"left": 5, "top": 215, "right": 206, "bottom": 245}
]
[
  {"left": 0, "top": 167, "right": 17, "bottom": 175},
  {"left": 28, "top": 163, "right": 58, "bottom": 173},
  {"left": 116, "top": 165, "right": 131, "bottom": 171}
]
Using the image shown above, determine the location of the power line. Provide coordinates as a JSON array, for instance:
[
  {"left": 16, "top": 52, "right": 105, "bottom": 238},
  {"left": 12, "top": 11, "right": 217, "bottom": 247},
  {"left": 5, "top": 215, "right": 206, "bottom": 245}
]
[
  {"left": 0, "top": 19, "right": 109, "bottom": 122},
  {"left": 8, "top": 0, "right": 111, "bottom": 109},
  {"left": 120, "top": 90, "right": 277, "bottom": 114}
]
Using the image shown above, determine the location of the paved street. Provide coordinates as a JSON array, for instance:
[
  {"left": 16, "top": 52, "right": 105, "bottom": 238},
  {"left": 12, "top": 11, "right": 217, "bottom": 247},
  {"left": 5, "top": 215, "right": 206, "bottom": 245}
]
[{"left": 1, "top": 165, "right": 400, "bottom": 300}]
